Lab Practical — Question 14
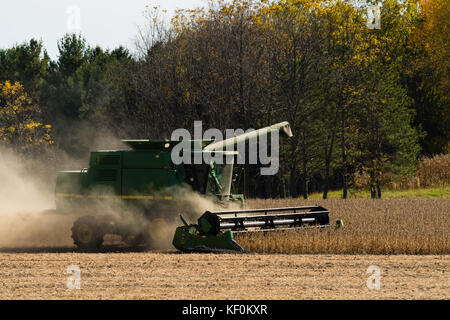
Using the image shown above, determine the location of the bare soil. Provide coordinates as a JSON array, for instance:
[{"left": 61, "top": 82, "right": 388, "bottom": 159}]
[{"left": 0, "top": 251, "right": 448, "bottom": 299}]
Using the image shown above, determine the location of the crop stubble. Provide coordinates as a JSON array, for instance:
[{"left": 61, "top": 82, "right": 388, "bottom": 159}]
[
  {"left": 236, "top": 198, "right": 449, "bottom": 254},
  {"left": 0, "top": 252, "right": 448, "bottom": 299}
]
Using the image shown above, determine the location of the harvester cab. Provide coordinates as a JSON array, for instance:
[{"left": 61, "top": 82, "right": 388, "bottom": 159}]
[{"left": 55, "top": 121, "right": 339, "bottom": 251}]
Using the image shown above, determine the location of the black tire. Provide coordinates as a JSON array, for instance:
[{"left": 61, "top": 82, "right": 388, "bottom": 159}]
[{"left": 71, "top": 216, "right": 105, "bottom": 248}]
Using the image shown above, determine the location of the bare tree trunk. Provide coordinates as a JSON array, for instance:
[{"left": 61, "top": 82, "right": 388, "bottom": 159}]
[
  {"left": 323, "top": 160, "right": 330, "bottom": 199},
  {"left": 342, "top": 108, "right": 348, "bottom": 199},
  {"left": 369, "top": 170, "right": 377, "bottom": 199},
  {"left": 323, "top": 108, "right": 338, "bottom": 199},
  {"left": 301, "top": 139, "right": 308, "bottom": 199},
  {"left": 289, "top": 167, "right": 298, "bottom": 198},
  {"left": 376, "top": 182, "right": 382, "bottom": 199}
]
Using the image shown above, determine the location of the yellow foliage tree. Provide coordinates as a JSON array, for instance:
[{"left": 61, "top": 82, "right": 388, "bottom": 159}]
[
  {"left": 0, "top": 81, "right": 53, "bottom": 156},
  {"left": 413, "top": 0, "right": 449, "bottom": 98}
]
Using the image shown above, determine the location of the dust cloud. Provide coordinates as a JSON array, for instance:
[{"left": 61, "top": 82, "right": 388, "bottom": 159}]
[
  {"left": 0, "top": 127, "right": 129, "bottom": 249},
  {"left": 0, "top": 148, "right": 76, "bottom": 248},
  {"left": 142, "top": 185, "right": 233, "bottom": 249},
  {"left": 0, "top": 142, "right": 239, "bottom": 250}
]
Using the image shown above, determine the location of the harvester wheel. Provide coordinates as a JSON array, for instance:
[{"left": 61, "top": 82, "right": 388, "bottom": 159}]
[{"left": 71, "top": 216, "right": 105, "bottom": 249}]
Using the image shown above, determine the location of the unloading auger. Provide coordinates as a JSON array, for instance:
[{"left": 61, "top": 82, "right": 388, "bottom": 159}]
[{"left": 172, "top": 205, "right": 341, "bottom": 253}]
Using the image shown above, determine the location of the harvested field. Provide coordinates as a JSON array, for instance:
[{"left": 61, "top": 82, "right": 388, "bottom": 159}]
[
  {"left": 235, "top": 198, "right": 450, "bottom": 254},
  {"left": 0, "top": 252, "right": 448, "bottom": 299}
]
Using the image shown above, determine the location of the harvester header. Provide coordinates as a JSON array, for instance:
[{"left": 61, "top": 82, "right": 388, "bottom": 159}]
[{"left": 172, "top": 205, "right": 333, "bottom": 253}]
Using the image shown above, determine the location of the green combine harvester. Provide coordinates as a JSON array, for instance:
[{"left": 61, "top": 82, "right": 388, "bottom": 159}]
[{"left": 55, "top": 122, "right": 336, "bottom": 252}]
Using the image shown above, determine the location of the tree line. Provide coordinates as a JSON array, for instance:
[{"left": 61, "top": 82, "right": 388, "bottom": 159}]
[{"left": 0, "top": 0, "right": 448, "bottom": 199}]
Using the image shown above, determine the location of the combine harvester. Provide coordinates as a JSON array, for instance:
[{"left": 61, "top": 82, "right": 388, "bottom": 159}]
[{"left": 55, "top": 122, "right": 339, "bottom": 252}]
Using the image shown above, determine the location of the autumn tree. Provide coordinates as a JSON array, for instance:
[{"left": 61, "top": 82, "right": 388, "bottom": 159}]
[
  {"left": 409, "top": 0, "right": 449, "bottom": 154},
  {"left": 0, "top": 81, "right": 53, "bottom": 157},
  {"left": 0, "top": 39, "right": 50, "bottom": 98},
  {"left": 346, "top": 0, "right": 421, "bottom": 198}
]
